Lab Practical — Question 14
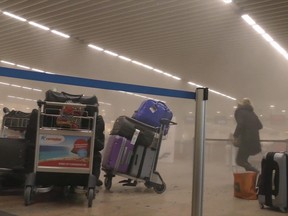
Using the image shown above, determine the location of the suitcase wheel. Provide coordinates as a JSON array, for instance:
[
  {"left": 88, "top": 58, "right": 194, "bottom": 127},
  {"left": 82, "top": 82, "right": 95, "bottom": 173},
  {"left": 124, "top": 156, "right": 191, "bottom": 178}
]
[
  {"left": 104, "top": 177, "right": 112, "bottom": 190},
  {"left": 153, "top": 182, "right": 166, "bottom": 194}
]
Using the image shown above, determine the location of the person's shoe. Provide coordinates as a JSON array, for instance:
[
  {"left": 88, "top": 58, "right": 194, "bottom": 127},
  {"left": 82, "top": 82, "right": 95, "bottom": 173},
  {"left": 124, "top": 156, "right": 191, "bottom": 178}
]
[{"left": 96, "top": 179, "right": 103, "bottom": 187}]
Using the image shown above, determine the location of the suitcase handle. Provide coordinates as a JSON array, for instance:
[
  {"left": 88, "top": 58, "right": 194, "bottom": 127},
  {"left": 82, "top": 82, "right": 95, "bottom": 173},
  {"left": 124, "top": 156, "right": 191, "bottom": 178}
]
[
  {"left": 62, "top": 91, "right": 83, "bottom": 100},
  {"left": 134, "top": 155, "right": 138, "bottom": 165}
]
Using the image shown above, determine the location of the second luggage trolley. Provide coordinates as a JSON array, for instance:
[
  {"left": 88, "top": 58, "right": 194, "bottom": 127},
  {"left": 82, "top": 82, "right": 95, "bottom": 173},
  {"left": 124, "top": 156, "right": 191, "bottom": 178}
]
[
  {"left": 24, "top": 101, "right": 98, "bottom": 207},
  {"left": 102, "top": 117, "right": 176, "bottom": 194}
]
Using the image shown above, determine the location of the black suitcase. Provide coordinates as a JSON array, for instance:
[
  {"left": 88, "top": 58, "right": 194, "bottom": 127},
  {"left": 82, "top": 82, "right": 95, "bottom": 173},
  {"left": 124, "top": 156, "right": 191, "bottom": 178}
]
[
  {"left": 258, "top": 152, "right": 288, "bottom": 212},
  {"left": 0, "top": 138, "right": 27, "bottom": 188},
  {"left": 110, "top": 116, "right": 158, "bottom": 147}
]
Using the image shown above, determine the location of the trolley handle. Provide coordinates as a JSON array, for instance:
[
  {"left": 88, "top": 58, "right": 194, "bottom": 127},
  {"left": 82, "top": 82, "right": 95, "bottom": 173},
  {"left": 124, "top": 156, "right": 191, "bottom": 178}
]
[
  {"left": 37, "top": 100, "right": 98, "bottom": 109},
  {"left": 160, "top": 118, "right": 177, "bottom": 126}
]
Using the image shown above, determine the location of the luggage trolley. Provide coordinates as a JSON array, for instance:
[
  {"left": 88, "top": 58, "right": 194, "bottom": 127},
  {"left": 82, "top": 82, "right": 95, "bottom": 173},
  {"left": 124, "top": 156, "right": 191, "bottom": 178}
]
[
  {"left": 102, "top": 118, "right": 176, "bottom": 194},
  {"left": 24, "top": 100, "right": 98, "bottom": 207}
]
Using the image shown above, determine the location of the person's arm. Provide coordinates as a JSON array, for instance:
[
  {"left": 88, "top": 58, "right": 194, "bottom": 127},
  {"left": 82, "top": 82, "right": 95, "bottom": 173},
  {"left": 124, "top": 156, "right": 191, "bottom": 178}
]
[
  {"left": 94, "top": 115, "right": 105, "bottom": 152},
  {"left": 233, "top": 111, "right": 244, "bottom": 138}
]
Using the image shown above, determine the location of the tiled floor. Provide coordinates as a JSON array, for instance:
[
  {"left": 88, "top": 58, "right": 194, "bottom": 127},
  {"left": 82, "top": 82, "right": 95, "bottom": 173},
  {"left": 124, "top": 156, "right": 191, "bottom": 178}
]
[{"left": 0, "top": 144, "right": 283, "bottom": 216}]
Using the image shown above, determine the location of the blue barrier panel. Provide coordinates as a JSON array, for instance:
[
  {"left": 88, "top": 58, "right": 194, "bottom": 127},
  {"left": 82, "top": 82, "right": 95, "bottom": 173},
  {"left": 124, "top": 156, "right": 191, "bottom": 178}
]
[{"left": 0, "top": 67, "right": 196, "bottom": 99}]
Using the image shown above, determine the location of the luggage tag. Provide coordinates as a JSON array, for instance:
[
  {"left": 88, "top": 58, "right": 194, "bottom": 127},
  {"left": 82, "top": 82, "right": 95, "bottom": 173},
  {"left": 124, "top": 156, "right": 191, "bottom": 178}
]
[{"left": 131, "top": 129, "right": 140, "bottom": 145}]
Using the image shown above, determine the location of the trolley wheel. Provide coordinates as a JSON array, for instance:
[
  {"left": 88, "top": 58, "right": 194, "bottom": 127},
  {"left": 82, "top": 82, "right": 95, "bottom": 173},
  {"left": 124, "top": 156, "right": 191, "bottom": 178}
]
[
  {"left": 144, "top": 181, "right": 153, "bottom": 189},
  {"left": 87, "top": 188, "right": 94, "bottom": 208},
  {"left": 153, "top": 183, "right": 166, "bottom": 194},
  {"left": 104, "top": 177, "right": 112, "bottom": 190},
  {"left": 24, "top": 186, "right": 33, "bottom": 206},
  {"left": 259, "top": 204, "right": 264, "bottom": 209}
]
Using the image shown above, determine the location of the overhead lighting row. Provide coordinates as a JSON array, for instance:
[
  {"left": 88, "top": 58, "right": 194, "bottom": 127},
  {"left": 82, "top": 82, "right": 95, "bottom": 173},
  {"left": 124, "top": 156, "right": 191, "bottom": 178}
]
[
  {"left": 1, "top": 11, "right": 237, "bottom": 101},
  {"left": 0, "top": 80, "right": 42, "bottom": 92},
  {"left": 1, "top": 60, "right": 55, "bottom": 74},
  {"left": 2, "top": 11, "right": 70, "bottom": 38},
  {"left": 88, "top": 44, "right": 181, "bottom": 80},
  {"left": 241, "top": 14, "right": 288, "bottom": 60},
  {"left": 188, "top": 82, "right": 236, "bottom": 100}
]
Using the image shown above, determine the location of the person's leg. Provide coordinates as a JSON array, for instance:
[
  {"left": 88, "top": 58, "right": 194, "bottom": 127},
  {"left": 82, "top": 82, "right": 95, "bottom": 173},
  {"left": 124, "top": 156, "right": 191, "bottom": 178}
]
[
  {"left": 92, "top": 152, "right": 103, "bottom": 186},
  {"left": 236, "top": 149, "right": 259, "bottom": 172}
]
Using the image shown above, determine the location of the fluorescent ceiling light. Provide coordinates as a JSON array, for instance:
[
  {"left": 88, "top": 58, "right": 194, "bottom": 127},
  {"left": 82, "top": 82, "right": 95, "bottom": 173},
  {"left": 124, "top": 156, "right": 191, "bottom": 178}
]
[
  {"left": 172, "top": 76, "right": 181, "bottom": 80},
  {"left": 45, "top": 71, "right": 55, "bottom": 74},
  {"left": 118, "top": 56, "right": 131, "bottom": 61},
  {"left": 188, "top": 82, "right": 203, "bottom": 88},
  {"left": 88, "top": 44, "right": 104, "bottom": 51},
  {"left": 163, "top": 72, "right": 173, "bottom": 77},
  {"left": 22, "top": 86, "right": 32, "bottom": 90},
  {"left": 17, "top": 64, "right": 30, "bottom": 69},
  {"left": 241, "top": 14, "right": 255, "bottom": 26},
  {"left": 153, "top": 68, "right": 164, "bottom": 74},
  {"left": 142, "top": 64, "right": 153, "bottom": 70},
  {"left": 223, "top": 0, "right": 232, "bottom": 3},
  {"left": 11, "top": 84, "right": 21, "bottom": 88},
  {"left": 1, "top": 60, "right": 15, "bottom": 65},
  {"left": 262, "top": 33, "right": 273, "bottom": 42},
  {"left": 104, "top": 50, "right": 118, "bottom": 56},
  {"left": 3, "top": 11, "right": 26, "bottom": 22},
  {"left": 270, "top": 41, "right": 287, "bottom": 56},
  {"left": 252, "top": 25, "right": 265, "bottom": 35},
  {"left": 51, "top": 30, "right": 70, "bottom": 38},
  {"left": 0, "top": 82, "right": 10, "bottom": 86},
  {"left": 132, "top": 60, "right": 143, "bottom": 66},
  {"left": 29, "top": 21, "right": 49, "bottom": 31},
  {"left": 32, "top": 88, "right": 42, "bottom": 92},
  {"left": 32, "top": 68, "right": 44, "bottom": 72}
]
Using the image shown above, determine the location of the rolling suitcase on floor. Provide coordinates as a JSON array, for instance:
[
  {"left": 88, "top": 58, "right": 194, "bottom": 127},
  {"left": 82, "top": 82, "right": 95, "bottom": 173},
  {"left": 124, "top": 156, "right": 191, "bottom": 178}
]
[
  {"left": 132, "top": 100, "right": 173, "bottom": 135},
  {"left": 102, "top": 135, "right": 135, "bottom": 174},
  {"left": 258, "top": 152, "right": 288, "bottom": 212},
  {"left": 129, "top": 145, "right": 157, "bottom": 179},
  {"left": 110, "top": 116, "right": 158, "bottom": 147}
]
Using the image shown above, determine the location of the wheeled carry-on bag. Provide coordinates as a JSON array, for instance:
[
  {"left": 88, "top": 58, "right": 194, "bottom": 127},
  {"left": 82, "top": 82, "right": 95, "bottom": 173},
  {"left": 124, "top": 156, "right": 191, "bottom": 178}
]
[
  {"left": 110, "top": 116, "right": 158, "bottom": 147},
  {"left": 258, "top": 152, "right": 288, "bottom": 212},
  {"left": 129, "top": 145, "right": 157, "bottom": 179},
  {"left": 102, "top": 135, "right": 135, "bottom": 174},
  {"left": 132, "top": 100, "right": 173, "bottom": 135}
]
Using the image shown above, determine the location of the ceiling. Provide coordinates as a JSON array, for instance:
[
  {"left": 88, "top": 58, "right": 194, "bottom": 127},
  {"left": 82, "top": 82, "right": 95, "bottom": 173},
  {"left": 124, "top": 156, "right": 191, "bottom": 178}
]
[{"left": 0, "top": 0, "right": 288, "bottom": 133}]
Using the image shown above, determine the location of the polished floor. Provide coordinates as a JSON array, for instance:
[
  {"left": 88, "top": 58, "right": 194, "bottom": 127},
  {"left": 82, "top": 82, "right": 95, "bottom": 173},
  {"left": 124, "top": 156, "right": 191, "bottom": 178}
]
[{"left": 0, "top": 143, "right": 283, "bottom": 216}]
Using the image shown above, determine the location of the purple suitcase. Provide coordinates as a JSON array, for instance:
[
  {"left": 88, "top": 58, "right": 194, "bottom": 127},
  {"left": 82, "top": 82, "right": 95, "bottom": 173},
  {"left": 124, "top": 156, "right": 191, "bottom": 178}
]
[
  {"left": 102, "top": 135, "right": 134, "bottom": 174},
  {"left": 132, "top": 100, "right": 173, "bottom": 135}
]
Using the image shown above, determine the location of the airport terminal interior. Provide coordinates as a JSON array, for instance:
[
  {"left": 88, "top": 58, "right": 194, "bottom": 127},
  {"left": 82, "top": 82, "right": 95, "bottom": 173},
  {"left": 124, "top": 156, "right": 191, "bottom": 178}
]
[{"left": 0, "top": 0, "right": 288, "bottom": 215}]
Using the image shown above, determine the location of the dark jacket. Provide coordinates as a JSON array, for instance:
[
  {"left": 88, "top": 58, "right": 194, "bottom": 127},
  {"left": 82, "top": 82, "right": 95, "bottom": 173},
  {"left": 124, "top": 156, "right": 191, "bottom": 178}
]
[{"left": 233, "top": 104, "right": 263, "bottom": 155}]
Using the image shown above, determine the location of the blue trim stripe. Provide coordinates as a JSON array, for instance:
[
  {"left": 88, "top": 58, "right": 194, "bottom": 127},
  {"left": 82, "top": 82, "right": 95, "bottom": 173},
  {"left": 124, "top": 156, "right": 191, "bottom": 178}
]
[{"left": 0, "top": 67, "right": 196, "bottom": 99}]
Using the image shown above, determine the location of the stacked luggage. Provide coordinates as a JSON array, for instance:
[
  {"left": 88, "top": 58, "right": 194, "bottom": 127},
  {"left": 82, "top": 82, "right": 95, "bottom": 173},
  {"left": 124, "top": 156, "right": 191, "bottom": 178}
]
[
  {"left": 257, "top": 152, "right": 288, "bottom": 212},
  {"left": 102, "top": 100, "right": 175, "bottom": 194}
]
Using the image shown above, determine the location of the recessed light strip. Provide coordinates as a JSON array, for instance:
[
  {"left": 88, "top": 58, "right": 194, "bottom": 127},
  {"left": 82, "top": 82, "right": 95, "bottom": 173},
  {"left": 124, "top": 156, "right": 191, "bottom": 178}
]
[
  {"left": 2, "top": 11, "right": 70, "bottom": 38},
  {"left": 241, "top": 14, "right": 288, "bottom": 60},
  {"left": 188, "top": 82, "right": 236, "bottom": 100}
]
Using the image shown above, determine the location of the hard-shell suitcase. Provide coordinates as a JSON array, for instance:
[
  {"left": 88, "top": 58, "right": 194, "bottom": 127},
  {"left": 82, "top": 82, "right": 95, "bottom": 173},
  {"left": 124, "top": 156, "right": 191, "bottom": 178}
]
[
  {"left": 129, "top": 145, "right": 157, "bottom": 179},
  {"left": 102, "top": 135, "right": 135, "bottom": 174},
  {"left": 132, "top": 100, "right": 172, "bottom": 135},
  {"left": 110, "top": 116, "right": 158, "bottom": 147},
  {"left": 258, "top": 152, "right": 288, "bottom": 212}
]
